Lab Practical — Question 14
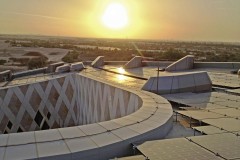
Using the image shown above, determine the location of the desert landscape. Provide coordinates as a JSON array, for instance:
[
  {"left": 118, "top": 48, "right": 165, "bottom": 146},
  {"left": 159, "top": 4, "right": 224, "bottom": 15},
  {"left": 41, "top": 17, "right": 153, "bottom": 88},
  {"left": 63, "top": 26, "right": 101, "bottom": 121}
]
[
  {"left": 0, "top": 39, "right": 70, "bottom": 72},
  {"left": 1, "top": 35, "right": 240, "bottom": 72}
]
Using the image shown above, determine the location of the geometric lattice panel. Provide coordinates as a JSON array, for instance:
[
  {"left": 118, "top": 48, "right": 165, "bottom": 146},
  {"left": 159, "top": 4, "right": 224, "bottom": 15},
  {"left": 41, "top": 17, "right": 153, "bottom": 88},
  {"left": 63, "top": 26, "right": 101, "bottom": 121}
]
[
  {"left": 0, "top": 74, "right": 78, "bottom": 133},
  {"left": 0, "top": 73, "right": 142, "bottom": 133},
  {"left": 76, "top": 74, "right": 142, "bottom": 125}
]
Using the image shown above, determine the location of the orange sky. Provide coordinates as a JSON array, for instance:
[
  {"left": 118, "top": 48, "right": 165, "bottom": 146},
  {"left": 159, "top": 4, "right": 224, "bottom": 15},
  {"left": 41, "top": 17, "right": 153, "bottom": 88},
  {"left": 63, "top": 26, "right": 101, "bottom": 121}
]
[{"left": 0, "top": 0, "right": 240, "bottom": 42}]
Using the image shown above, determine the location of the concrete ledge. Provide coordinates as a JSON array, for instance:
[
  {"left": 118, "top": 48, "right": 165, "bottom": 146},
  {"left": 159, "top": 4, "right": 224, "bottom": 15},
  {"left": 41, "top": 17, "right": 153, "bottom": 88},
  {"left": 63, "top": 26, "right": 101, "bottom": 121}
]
[
  {"left": 70, "top": 62, "right": 85, "bottom": 71},
  {"left": 142, "top": 61, "right": 172, "bottom": 67},
  {"left": 142, "top": 71, "right": 212, "bottom": 94},
  {"left": 55, "top": 64, "right": 70, "bottom": 73},
  {"left": 105, "top": 61, "right": 128, "bottom": 65},
  {"left": 83, "top": 61, "right": 172, "bottom": 67},
  {"left": 47, "top": 62, "right": 65, "bottom": 73},
  {"left": 194, "top": 62, "right": 240, "bottom": 69},
  {"left": 81, "top": 61, "right": 240, "bottom": 70},
  {"left": 124, "top": 56, "right": 143, "bottom": 69},
  {"left": 165, "top": 55, "right": 194, "bottom": 72},
  {"left": 91, "top": 56, "right": 104, "bottom": 68},
  {"left": 12, "top": 67, "right": 47, "bottom": 79}
]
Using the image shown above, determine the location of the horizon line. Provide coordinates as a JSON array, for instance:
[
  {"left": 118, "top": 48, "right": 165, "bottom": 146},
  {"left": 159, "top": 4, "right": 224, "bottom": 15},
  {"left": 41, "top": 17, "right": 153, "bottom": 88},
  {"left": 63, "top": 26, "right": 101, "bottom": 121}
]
[{"left": 0, "top": 33, "right": 240, "bottom": 44}]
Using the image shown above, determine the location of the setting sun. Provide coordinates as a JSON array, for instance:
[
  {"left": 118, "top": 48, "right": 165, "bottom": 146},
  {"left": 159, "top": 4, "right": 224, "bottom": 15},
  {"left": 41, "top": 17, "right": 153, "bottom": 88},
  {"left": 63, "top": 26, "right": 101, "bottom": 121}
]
[{"left": 101, "top": 3, "right": 128, "bottom": 29}]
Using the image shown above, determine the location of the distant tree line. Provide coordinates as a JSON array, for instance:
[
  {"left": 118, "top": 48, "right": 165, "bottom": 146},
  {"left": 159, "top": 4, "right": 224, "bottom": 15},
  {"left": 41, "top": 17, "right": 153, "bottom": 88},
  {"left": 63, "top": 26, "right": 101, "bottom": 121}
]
[
  {"left": 61, "top": 47, "right": 187, "bottom": 63},
  {"left": 7, "top": 39, "right": 240, "bottom": 62}
]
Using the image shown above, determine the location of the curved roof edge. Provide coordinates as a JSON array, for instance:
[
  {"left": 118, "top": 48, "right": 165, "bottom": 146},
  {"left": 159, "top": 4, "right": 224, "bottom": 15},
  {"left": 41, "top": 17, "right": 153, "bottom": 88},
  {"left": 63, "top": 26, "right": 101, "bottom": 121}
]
[{"left": 0, "top": 74, "right": 173, "bottom": 160}]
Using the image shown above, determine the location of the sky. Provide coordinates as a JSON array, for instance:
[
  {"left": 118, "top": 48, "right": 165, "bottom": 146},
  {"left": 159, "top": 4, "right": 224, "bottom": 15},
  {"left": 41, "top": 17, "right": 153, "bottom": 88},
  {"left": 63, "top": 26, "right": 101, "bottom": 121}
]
[{"left": 0, "top": 0, "right": 240, "bottom": 42}]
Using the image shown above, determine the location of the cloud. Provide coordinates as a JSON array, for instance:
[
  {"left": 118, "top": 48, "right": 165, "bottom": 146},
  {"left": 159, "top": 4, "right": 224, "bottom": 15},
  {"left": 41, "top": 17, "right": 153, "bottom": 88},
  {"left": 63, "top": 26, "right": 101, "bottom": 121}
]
[{"left": 0, "top": 11, "right": 69, "bottom": 21}]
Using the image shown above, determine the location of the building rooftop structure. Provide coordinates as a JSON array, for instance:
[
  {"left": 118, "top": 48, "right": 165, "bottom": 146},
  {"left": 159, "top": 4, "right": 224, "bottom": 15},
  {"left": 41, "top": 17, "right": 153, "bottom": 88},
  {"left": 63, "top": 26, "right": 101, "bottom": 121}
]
[{"left": 0, "top": 56, "right": 239, "bottom": 160}]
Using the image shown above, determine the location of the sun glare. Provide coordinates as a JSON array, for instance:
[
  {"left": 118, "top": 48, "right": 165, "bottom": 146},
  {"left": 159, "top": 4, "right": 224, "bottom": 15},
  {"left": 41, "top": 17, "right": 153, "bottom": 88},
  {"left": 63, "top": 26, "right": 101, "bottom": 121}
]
[
  {"left": 101, "top": 3, "right": 128, "bottom": 29},
  {"left": 118, "top": 67, "right": 125, "bottom": 74}
]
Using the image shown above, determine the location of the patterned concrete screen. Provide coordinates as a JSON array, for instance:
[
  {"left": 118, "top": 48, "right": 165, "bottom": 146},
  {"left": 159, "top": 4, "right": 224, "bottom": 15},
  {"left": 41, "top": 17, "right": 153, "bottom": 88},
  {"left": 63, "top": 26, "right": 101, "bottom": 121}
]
[
  {"left": 0, "top": 73, "right": 142, "bottom": 134},
  {"left": 91, "top": 56, "right": 104, "bottom": 68},
  {"left": 165, "top": 55, "right": 194, "bottom": 72},
  {"left": 124, "top": 56, "right": 143, "bottom": 69},
  {"left": 142, "top": 71, "right": 212, "bottom": 94}
]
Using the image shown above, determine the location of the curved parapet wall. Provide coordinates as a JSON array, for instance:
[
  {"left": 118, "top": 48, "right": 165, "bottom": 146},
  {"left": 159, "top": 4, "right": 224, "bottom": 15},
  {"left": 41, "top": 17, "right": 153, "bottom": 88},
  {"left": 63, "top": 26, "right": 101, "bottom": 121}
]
[
  {"left": 0, "top": 86, "right": 173, "bottom": 160},
  {"left": 0, "top": 73, "right": 173, "bottom": 160},
  {"left": 0, "top": 73, "right": 142, "bottom": 133}
]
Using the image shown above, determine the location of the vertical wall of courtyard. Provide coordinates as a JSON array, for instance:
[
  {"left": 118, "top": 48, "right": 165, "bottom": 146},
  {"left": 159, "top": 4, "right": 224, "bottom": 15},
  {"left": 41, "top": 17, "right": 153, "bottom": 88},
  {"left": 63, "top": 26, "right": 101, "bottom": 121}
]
[{"left": 0, "top": 73, "right": 142, "bottom": 133}]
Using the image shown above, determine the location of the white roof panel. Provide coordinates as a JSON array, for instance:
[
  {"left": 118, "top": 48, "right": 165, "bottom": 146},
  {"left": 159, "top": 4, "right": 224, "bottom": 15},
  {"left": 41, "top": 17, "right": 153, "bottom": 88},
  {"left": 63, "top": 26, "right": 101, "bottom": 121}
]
[
  {"left": 137, "top": 138, "right": 222, "bottom": 160},
  {"left": 203, "top": 118, "right": 240, "bottom": 132},
  {"left": 187, "top": 133, "right": 240, "bottom": 160},
  {"left": 193, "top": 126, "right": 228, "bottom": 135}
]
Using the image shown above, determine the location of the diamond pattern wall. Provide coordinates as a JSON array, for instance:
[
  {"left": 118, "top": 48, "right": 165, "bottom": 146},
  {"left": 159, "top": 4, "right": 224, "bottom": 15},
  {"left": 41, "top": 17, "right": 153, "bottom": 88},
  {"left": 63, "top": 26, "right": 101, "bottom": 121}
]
[
  {"left": 0, "top": 73, "right": 142, "bottom": 133},
  {"left": 75, "top": 74, "right": 141, "bottom": 125}
]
